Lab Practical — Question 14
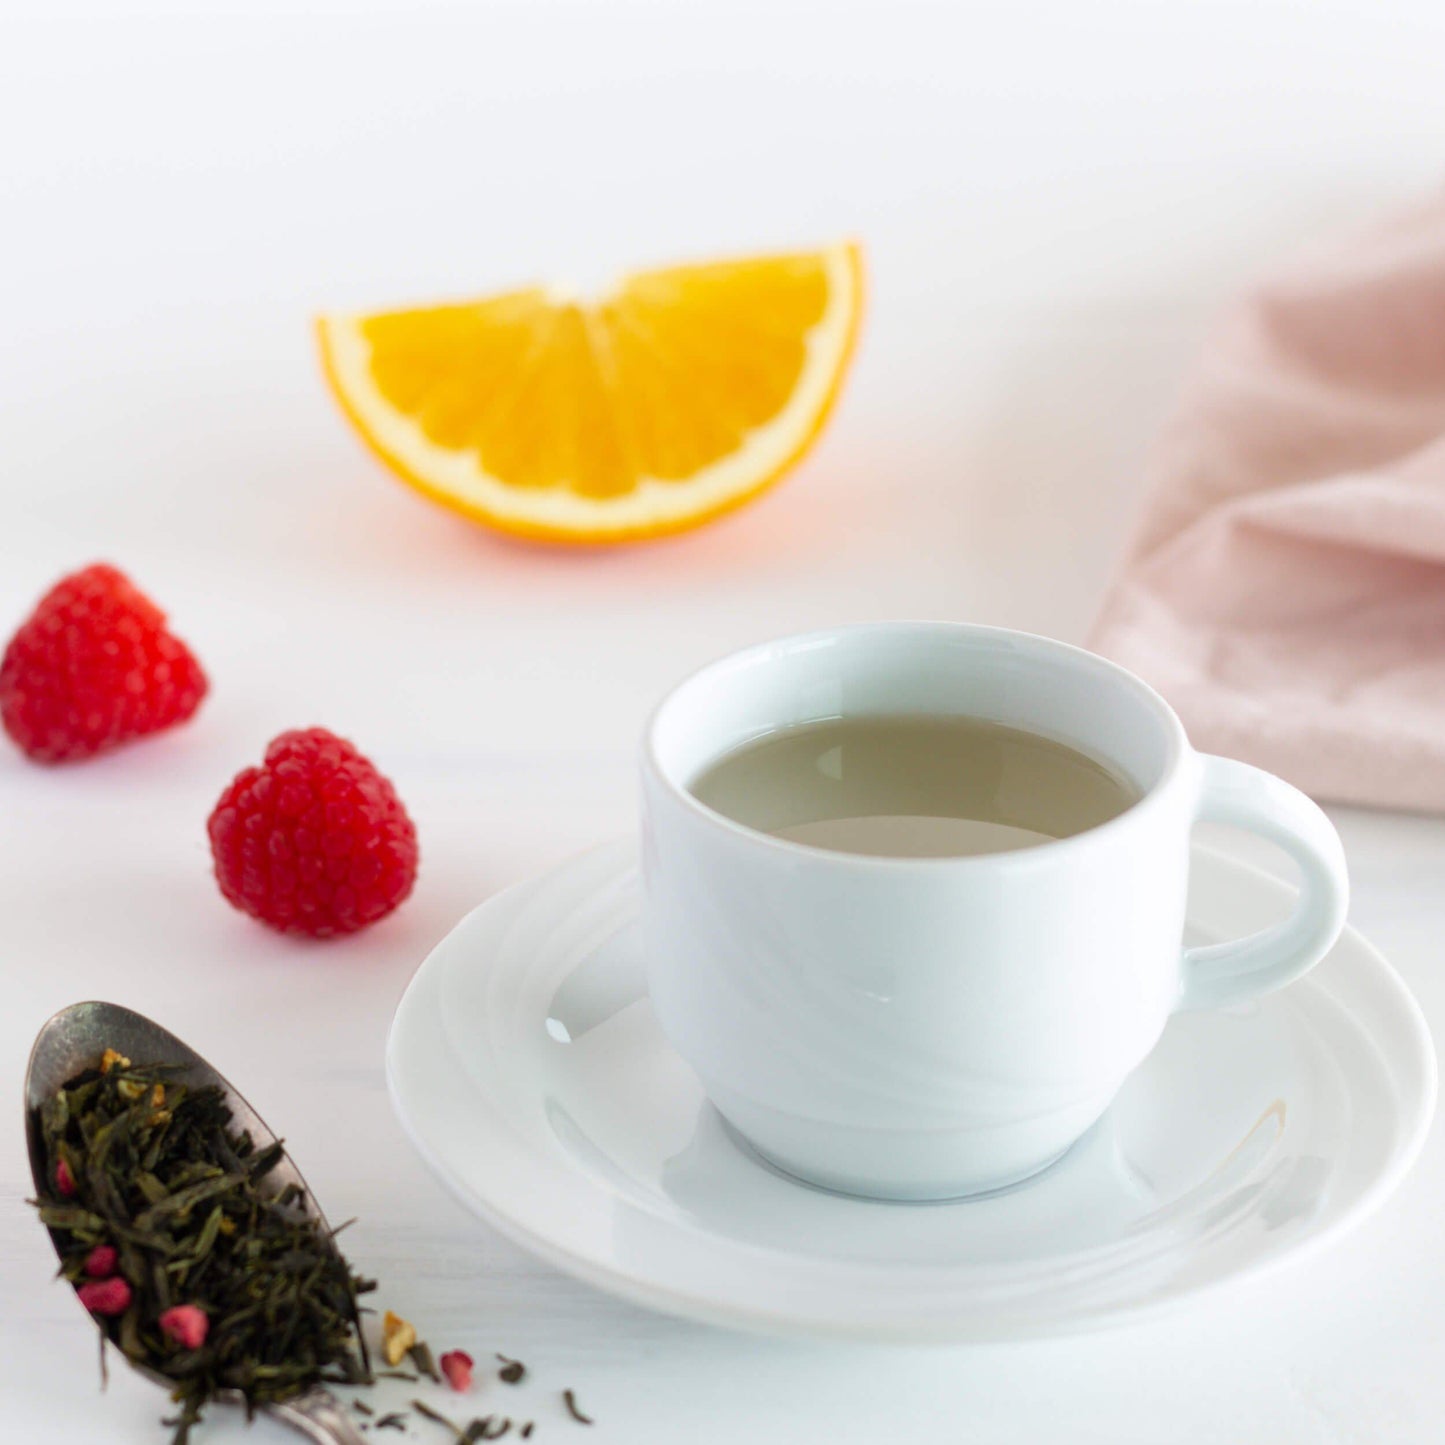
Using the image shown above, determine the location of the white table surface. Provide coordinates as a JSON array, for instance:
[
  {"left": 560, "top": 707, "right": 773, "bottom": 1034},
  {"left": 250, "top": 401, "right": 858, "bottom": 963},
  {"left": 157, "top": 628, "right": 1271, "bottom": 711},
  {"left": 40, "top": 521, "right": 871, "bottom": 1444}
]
[{"left": 5, "top": 2, "right": 1445, "bottom": 1440}]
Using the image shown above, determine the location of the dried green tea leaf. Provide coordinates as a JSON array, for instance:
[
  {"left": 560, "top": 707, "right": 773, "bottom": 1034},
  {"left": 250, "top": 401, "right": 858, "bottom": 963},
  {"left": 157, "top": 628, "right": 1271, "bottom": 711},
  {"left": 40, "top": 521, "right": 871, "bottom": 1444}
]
[
  {"left": 413, "top": 1398, "right": 468, "bottom": 1442},
  {"left": 30, "top": 1055, "right": 375, "bottom": 1445},
  {"left": 410, "top": 1340, "right": 442, "bottom": 1383}
]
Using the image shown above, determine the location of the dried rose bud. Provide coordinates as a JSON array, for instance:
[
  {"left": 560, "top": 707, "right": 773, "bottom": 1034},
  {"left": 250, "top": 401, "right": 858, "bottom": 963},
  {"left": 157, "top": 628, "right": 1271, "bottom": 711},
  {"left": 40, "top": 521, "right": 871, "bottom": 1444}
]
[
  {"left": 158, "top": 1305, "right": 209, "bottom": 1351},
  {"left": 83, "top": 1244, "right": 118, "bottom": 1279},
  {"left": 55, "top": 1159, "right": 77, "bottom": 1198},
  {"left": 382, "top": 1310, "right": 417, "bottom": 1367},
  {"left": 77, "top": 1277, "right": 131, "bottom": 1316},
  {"left": 440, "top": 1350, "right": 474, "bottom": 1392}
]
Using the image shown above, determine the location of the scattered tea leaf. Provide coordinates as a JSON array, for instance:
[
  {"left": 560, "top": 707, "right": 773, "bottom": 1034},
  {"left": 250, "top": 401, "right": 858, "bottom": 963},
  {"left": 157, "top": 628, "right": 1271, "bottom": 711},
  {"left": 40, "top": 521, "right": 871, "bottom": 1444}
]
[
  {"left": 496, "top": 1354, "right": 526, "bottom": 1385},
  {"left": 413, "top": 1397, "right": 467, "bottom": 1443},
  {"left": 375, "top": 1412, "right": 408, "bottom": 1432},
  {"left": 411, "top": 1340, "right": 442, "bottom": 1383},
  {"left": 463, "top": 1420, "right": 513, "bottom": 1443},
  {"left": 562, "top": 1390, "right": 593, "bottom": 1426},
  {"left": 159, "top": 1402, "right": 202, "bottom": 1445}
]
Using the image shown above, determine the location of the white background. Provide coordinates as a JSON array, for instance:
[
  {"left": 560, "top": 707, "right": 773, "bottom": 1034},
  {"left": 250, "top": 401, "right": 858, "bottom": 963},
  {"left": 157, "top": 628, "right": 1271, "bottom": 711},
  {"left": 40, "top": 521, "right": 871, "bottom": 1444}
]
[{"left": 4, "top": 1, "right": 1445, "bottom": 1440}]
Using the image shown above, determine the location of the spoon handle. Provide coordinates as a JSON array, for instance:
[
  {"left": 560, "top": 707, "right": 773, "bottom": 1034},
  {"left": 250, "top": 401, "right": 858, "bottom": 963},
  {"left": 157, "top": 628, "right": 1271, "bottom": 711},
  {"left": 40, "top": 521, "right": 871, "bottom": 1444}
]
[{"left": 267, "top": 1388, "right": 370, "bottom": 1444}]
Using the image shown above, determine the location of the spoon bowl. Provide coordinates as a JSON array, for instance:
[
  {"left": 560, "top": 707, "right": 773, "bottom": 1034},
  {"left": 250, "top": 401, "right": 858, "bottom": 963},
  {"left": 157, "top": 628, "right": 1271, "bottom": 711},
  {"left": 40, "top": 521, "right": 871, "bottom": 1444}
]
[{"left": 25, "top": 1000, "right": 367, "bottom": 1444}]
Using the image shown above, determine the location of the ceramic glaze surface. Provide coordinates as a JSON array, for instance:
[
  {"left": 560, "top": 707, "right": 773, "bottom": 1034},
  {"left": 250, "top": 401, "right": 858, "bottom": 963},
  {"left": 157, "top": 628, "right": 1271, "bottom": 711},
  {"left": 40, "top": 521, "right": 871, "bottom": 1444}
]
[
  {"left": 386, "top": 842, "right": 1435, "bottom": 1343},
  {"left": 641, "top": 624, "right": 1350, "bottom": 1198}
]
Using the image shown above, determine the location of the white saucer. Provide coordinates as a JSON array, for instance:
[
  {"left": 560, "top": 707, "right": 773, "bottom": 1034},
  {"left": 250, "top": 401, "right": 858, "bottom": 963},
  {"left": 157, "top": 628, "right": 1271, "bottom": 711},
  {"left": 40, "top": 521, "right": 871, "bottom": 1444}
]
[{"left": 386, "top": 842, "right": 1435, "bottom": 1343}]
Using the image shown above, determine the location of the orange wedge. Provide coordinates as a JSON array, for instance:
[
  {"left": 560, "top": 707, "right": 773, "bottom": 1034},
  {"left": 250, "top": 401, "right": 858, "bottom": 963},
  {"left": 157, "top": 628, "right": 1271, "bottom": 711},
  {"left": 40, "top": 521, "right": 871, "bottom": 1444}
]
[{"left": 316, "top": 243, "right": 863, "bottom": 544}]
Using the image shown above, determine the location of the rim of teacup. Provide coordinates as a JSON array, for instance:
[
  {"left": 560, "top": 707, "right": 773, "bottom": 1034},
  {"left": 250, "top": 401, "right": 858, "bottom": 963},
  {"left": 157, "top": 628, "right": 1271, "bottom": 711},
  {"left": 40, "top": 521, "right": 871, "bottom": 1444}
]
[{"left": 640, "top": 620, "right": 1192, "bottom": 870}]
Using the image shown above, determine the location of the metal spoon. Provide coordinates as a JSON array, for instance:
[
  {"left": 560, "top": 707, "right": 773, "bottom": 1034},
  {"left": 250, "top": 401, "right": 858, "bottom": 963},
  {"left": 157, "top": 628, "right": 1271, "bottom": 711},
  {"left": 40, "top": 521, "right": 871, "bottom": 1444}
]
[{"left": 25, "top": 1000, "right": 369, "bottom": 1445}]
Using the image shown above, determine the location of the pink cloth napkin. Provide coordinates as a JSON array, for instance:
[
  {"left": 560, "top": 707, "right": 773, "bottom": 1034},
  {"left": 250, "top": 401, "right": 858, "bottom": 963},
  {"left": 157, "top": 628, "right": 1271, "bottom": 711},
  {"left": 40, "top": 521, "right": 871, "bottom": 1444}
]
[{"left": 1090, "top": 199, "right": 1445, "bottom": 812}]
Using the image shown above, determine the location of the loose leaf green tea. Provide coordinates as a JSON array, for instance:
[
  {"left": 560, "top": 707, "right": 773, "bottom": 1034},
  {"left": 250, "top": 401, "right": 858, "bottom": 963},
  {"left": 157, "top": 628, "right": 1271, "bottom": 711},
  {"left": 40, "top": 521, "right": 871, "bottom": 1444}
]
[
  {"left": 413, "top": 1398, "right": 468, "bottom": 1441},
  {"left": 410, "top": 1339, "right": 442, "bottom": 1383},
  {"left": 31, "top": 1053, "right": 375, "bottom": 1444}
]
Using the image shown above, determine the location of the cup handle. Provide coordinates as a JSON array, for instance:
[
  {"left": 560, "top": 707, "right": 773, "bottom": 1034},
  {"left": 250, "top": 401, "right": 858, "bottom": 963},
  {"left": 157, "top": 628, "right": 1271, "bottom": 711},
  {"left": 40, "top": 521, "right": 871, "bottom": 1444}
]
[{"left": 1178, "top": 753, "right": 1349, "bottom": 1012}]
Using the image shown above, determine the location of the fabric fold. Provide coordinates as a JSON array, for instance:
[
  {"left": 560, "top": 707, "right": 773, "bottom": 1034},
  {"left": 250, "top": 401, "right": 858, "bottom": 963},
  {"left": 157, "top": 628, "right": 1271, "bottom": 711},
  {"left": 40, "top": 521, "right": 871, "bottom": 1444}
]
[{"left": 1091, "top": 198, "right": 1445, "bottom": 812}]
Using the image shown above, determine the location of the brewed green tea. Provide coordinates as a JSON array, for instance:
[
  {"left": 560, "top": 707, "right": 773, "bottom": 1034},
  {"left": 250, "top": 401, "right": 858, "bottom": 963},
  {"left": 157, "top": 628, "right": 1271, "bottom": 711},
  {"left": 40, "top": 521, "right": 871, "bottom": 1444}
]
[{"left": 690, "top": 714, "right": 1139, "bottom": 858}]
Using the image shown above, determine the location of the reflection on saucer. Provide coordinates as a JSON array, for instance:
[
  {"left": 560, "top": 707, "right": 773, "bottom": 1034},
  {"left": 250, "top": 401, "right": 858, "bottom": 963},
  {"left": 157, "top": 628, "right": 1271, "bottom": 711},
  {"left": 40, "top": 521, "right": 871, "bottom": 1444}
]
[{"left": 390, "top": 841, "right": 1435, "bottom": 1340}]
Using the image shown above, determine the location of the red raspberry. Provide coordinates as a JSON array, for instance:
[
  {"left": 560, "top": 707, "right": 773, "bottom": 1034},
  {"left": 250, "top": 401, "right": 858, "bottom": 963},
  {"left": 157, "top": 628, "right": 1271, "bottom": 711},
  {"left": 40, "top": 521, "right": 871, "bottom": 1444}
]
[
  {"left": 83, "top": 1244, "right": 118, "bottom": 1279},
  {"left": 0, "top": 563, "right": 207, "bottom": 763},
  {"left": 439, "top": 1350, "right": 474, "bottom": 1392},
  {"left": 55, "top": 1159, "right": 77, "bottom": 1198},
  {"left": 158, "top": 1305, "right": 210, "bottom": 1350},
  {"left": 77, "top": 1277, "right": 132, "bottom": 1317},
  {"left": 207, "top": 728, "right": 418, "bottom": 938}
]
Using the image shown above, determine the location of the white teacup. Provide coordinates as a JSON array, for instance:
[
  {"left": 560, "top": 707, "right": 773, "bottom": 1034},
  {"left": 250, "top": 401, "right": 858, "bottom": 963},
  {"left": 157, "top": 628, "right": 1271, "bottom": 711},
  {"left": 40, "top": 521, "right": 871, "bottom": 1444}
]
[{"left": 641, "top": 622, "right": 1349, "bottom": 1201}]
